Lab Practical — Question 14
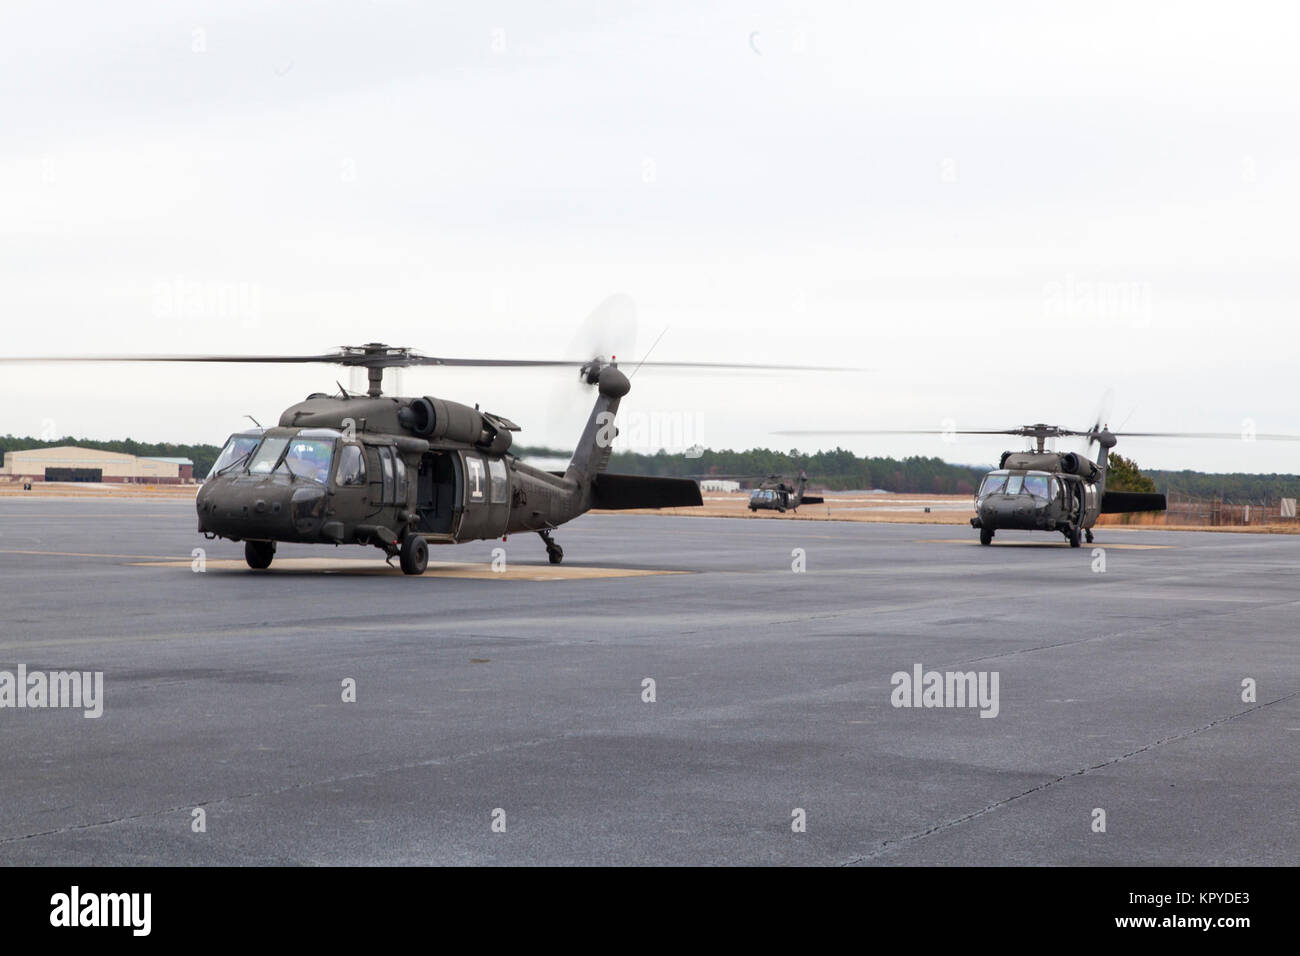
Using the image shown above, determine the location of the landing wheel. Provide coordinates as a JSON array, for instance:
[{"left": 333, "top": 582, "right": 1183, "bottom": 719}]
[
  {"left": 1068, "top": 526, "right": 1082, "bottom": 548},
  {"left": 749, "top": 506, "right": 757, "bottom": 512},
  {"left": 979, "top": 527, "right": 993, "bottom": 546},
  {"left": 245, "top": 540, "right": 275, "bottom": 570},
  {"left": 539, "top": 530, "right": 563, "bottom": 564},
  {"left": 1085, "top": 529, "right": 1094, "bottom": 544},
  {"left": 399, "top": 534, "right": 428, "bottom": 575}
]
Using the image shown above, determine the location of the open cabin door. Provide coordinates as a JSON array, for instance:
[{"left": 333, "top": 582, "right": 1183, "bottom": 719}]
[{"left": 415, "top": 451, "right": 462, "bottom": 539}]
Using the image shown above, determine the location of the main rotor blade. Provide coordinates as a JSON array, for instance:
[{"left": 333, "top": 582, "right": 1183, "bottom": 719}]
[
  {"left": 774, "top": 426, "right": 1300, "bottom": 442},
  {"left": 628, "top": 360, "right": 860, "bottom": 371},
  {"left": 0, "top": 353, "right": 858, "bottom": 372},
  {"left": 773, "top": 428, "right": 1027, "bottom": 436},
  {"left": 1109, "top": 430, "right": 1300, "bottom": 441},
  {"left": 0, "top": 353, "right": 345, "bottom": 364}
]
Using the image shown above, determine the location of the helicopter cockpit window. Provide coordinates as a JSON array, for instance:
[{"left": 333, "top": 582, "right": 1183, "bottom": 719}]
[
  {"left": 378, "top": 446, "right": 395, "bottom": 503},
  {"left": 209, "top": 434, "right": 263, "bottom": 479},
  {"left": 1022, "top": 474, "right": 1051, "bottom": 499},
  {"left": 488, "top": 458, "right": 508, "bottom": 503},
  {"left": 281, "top": 439, "right": 334, "bottom": 484},
  {"left": 978, "top": 472, "right": 1008, "bottom": 496},
  {"left": 247, "top": 437, "right": 290, "bottom": 476},
  {"left": 335, "top": 444, "right": 366, "bottom": 487},
  {"left": 392, "top": 450, "right": 408, "bottom": 504}
]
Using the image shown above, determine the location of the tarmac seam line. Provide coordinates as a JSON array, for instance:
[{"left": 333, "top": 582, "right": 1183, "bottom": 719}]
[{"left": 839, "top": 688, "right": 1300, "bottom": 866}]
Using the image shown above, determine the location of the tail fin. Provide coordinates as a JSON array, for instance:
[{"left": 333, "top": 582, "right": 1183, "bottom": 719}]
[
  {"left": 564, "top": 363, "right": 631, "bottom": 487},
  {"left": 1092, "top": 429, "right": 1117, "bottom": 493}
]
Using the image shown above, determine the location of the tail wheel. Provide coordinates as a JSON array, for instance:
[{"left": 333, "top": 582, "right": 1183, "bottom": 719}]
[
  {"left": 547, "top": 544, "right": 564, "bottom": 565},
  {"left": 245, "top": 540, "right": 276, "bottom": 570},
  {"left": 979, "top": 527, "right": 993, "bottom": 546},
  {"left": 1085, "top": 528, "right": 1094, "bottom": 544},
  {"left": 399, "top": 534, "right": 428, "bottom": 575}
]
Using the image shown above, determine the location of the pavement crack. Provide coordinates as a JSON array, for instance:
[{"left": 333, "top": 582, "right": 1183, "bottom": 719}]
[
  {"left": 840, "top": 689, "right": 1300, "bottom": 866},
  {"left": 0, "top": 732, "right": 580, "bottom": 846}
]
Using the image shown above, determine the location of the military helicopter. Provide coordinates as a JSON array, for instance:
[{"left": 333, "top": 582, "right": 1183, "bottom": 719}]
[
  {"left": 745, "top": 471, "right": 824, "bottom": 513},
  {"left": 693, "top": 469, "right": 824, "bottom": 513},
  {"left": 775, "top": 417, "right": 1300, "bottom": 547},
  {"left": 7, "top": 343, "right": 832, "bottom": 573},
  {"left": 956, "top": 422, "right": 1161, "bottom": 546}
]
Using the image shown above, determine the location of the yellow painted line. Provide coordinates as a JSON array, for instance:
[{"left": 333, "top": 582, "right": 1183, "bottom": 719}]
[
  {"left": 0, "top": 514, "right": 184, "bottom": 518},
  {"left": 129, "top": 557, "right": 687, "bottom": 581},
  {"left": 0, "top": 548, "right": 189, "bottom": 560},
  {"left": 918, "top": 538, "right": 1174, "bottom": 550}
]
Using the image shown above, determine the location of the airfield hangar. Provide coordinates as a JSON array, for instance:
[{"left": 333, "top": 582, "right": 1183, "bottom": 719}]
[{"left": 0, "top": 446, "right": 194, "bottom": 484}]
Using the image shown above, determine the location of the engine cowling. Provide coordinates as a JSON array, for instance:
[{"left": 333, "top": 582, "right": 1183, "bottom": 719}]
[
  {"left": 398, "top": 397, "right": 514, "bottom": 453},
  {"left": 1058, "top": 452, "right": 1099, "bottom": 481}
]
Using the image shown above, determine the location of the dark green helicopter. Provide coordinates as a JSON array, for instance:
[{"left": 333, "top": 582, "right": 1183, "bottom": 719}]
[
  {"left": 779, "top": 421, "right": 1164, "bottom": 546},
  {"left": 958, "top": 423, "right": 1162, "bottom": 546},
  {"left": 746, "top": 471, "right": 824, "bottom": 513},
  {"left": 11, "top": 344, "right": 825, "bottom": 572},
  {"left": 694, "top": 469, "right": 824, "bottom": 513},
  {"left": 777, "top": 418, "right": 1300, "bottom": 547}
]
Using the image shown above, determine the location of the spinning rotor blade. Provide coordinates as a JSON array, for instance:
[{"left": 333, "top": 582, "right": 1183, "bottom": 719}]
[
  {"left": 774, "top": 427, "right": 1033, "bottom": 437},
  {"left": 0, "top": 353, "right": 347, "bottom": 364},
  {"left": 1105, "top": 430, "right": 1300, "bottom": 441},
  {"left": 775, "top": 425, "right": 1300, "bottom": 442},
  {"left": 1, "top": 352, "right": 852, "bottom": 373}
]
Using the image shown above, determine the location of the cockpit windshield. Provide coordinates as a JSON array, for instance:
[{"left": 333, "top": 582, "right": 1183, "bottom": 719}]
[
  {"left": 208, "top": 433, "right": 263, "bottom": 479},
  {"left": 980, "top": 470, "right": 1053, "bottom": 499},
  {"left": 215, "top": 430, "right": 339, "bottom": 483},
  {"left": 281, "top": 439, "right": 334, "bottom": 484},
  {"left": 978, "top": 471, "right": 1008, "bottom": 496},
  {"left": 1023, "top": 474, "right": 1051, "bottom": 498},
  {"left": 247, "top": 437, "right": 290, "bottom": 476}
]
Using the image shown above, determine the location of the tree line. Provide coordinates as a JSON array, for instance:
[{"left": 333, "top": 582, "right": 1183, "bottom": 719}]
[{"left": 4, "top": 434, "right": 1296, "bottom": 501}]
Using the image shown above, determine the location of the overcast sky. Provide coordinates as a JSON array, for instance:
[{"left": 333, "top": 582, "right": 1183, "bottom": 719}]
[{"left": 3, "top": 1, "right": 1298, "bottom": 472}]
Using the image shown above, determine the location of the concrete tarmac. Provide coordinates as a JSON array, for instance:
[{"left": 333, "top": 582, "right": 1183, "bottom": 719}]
[{"left": 0, "top": 496, "right": 1297, "bottom": 865}]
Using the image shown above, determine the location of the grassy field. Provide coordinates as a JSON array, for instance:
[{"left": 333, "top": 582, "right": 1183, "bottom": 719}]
[{"left": 6, "top": 482, "right": 1298, "bottom": 533}]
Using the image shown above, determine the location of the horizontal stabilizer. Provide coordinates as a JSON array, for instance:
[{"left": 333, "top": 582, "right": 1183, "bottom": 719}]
[
  {"left": 800, "top": 495, "right": 824, "bottom": 505},
  {"left": 592, "top": 473, "right": 703, "bottom": 510},
  {"left": 1101, "top": 491, "right": 1167, "bottom": 514}
]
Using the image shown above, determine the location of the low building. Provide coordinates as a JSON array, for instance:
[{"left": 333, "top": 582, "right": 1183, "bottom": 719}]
[
  {"left": 700, "top": 480, "right": 741, "bottom": 492},
  {"left": 0, "top": 446, "right": 194, "bottom": 484}
]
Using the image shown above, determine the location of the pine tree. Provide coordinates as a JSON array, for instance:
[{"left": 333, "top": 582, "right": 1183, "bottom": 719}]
[{"left": 1107, "top": 452, "right": 1157, "bottom": 493}]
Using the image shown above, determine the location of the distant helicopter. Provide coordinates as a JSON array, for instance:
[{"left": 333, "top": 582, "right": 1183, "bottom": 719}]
[
  {"left": 746, "top": 472, "right": 824, "bottom": 513},
  {"left": 776, "top": 418, "right": 1300, "bottom": 547},
  {"left": 695, "top": 470, "right": 824, "bottom": 513},
  {"left": 6, "top": 342, "right": 833, "bottom": 573}
]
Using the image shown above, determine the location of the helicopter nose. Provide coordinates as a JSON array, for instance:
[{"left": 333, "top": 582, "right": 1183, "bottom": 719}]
[
  {"left": 980, "top": 496, "right": 1036, "bottom": 528},
  {"left": 197, "top": 481, "right": 298, "bottom": 538}
]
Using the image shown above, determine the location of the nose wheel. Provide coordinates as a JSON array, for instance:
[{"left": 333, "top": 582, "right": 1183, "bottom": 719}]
[
  {"left": 399, "top": 534, "right": 429, "bottom": 575},
  {"left": 245, "top": 540, "right": 276, "bottom": 570},
  {"left": 979, "top": 527, "right": 994, "bottom": 546},
  {"left": 538, "top": 529, "right": 563, "bottom": 564}
]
